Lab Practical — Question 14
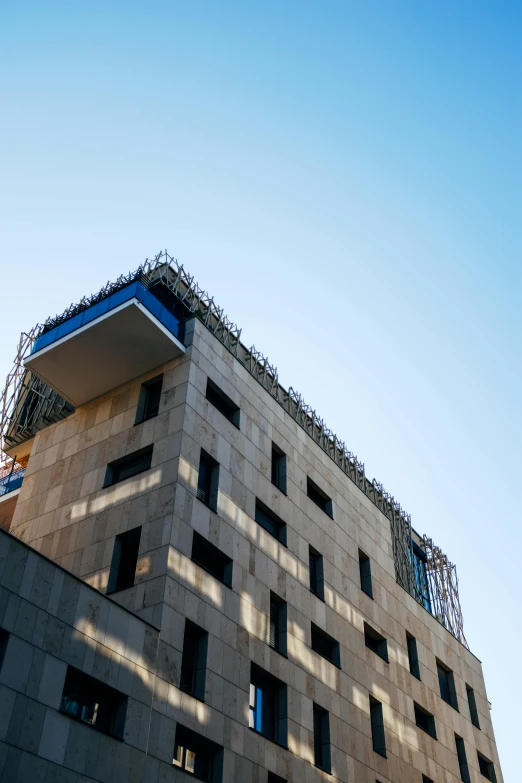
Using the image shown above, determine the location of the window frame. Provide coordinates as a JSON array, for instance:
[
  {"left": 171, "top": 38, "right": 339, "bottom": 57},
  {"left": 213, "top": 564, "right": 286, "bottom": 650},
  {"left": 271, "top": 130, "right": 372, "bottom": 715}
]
[
  {"left": 364, "top": 623, "right": 389, "bottom": 663},
  {"left": 191, "top": 532, "right": 233, "bottom": 588},
  {"left": 135, "top": 374, "right": 163, "bottom": 424},
  {"left": 466, "top": 685, "right": 480, "bottom": 729},
  {"left": 455, "top": 734, "right": 471, "bottom": 783},
  {"left": 477, "top": 752, "right": 497, "bottom": 782},
  {"left": 180, "top": 620, "right": 208, "bottom": 701},
  {"left": 307, "top": 477, "right": 333, "bottom": 518},
  {"left": 103, "top": 445, "right": 153, "bottom": 487},
  {"left": 197, "top": 450, "right": 220, "bottom": 512},
  {"left": 437, "top": 660, "right": 459, "bottom": 711},
  {"left": 414, "top": 702, "right": 437, "bottom": 739},
  {"left": 206, "top": 378, "right": 240, "bottom": 428},
  {"left": 309, "top": 546, "right": 325, "bottom": 601},
  {"left": 60, "top": 665, "right": 128, "bottom": 740},
  {"left": 312, "top": 703, "right": 331, "bottom": 773},
  {"left": 369, "top": 696, "right": 387, "bottom": 758},
  {"left": 406, "top": 632, "right": 421, "bottom": 680},
  {"left": 271, "top": 444, "right": 287, "bottom": 494},
  {"left": 267, "top": 774, "right": 286, "bottom": 783},
  {"left": 249, "top": 664, "right": 287, "bottom": 747},
  {"left": 269, "top": 592, "right": 287, "bottom": 657},
  {"left": 173, "top": 723, "right": 223, "bottom": 782},
  {"left": 255, "top": 499, "right": 287, "bottom": 545},
  {"left": 310, "top": 623, "right": 341, "bottom": 668},
  {"left": 107, "top": 525, "right": 142, "bottom": 594},
  {"left": 358, "top": 549, "right": 373, "bottom": 599}
]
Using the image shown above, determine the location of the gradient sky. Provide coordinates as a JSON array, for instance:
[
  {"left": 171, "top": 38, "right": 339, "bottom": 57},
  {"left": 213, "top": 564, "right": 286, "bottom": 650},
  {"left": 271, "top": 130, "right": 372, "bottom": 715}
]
[{"left": 1, "top": 2, "right": 520, "bottom": 778}]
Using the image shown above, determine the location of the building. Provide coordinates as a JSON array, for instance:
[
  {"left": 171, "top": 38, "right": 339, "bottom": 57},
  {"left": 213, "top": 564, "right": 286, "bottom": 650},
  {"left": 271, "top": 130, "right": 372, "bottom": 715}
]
[{"left": 0, "top": 251, "right": 503, "bottom": 782}]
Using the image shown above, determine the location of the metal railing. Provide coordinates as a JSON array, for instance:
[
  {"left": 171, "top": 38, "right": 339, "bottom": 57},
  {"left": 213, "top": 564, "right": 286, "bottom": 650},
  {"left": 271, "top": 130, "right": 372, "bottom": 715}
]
[{"left": 0, "top": 466, "right": 26, "bottom": 497}]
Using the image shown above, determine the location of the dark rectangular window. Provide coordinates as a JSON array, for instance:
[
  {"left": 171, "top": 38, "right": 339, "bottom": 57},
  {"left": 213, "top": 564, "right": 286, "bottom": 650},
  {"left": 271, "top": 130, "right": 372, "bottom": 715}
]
[
  {"left": 414, "top": 702, "right": 437, "bottom": 739},
  {"left": 269, "top": 593, "right": 287, "bottom": 656},
  {"left": 0, "top": 629, "right": 9, "bottom": 671},
  {"left": 60, "top": 665, "right": 127, "bottom": 739},
  {"left": 466, "top": 685, "right": 480, "bottom": 729},
  {"left": 104, "top": 445, "right": 153, "bottom": 487},
  {"left": 206, "top": 378, "right": 240, "bottom": 428},
  {"left": 364, "top": 623, "right": 389, "bottom": 663},
  {"left": 180, "top": 621, "right": 208, "bottom": 701},
  {"left": 173, "top": 723, "right": 223, "bottom": 782},
  {"left": 197, "top": 450, "right": 219, "bottom": 512},
  {"left": 406, "top": 633, "right": 421, "bottom": 680},
  {"left": 107, "top": 526, "right": 141, "bottom": 593},
  {"left": 311, "top": 623, "right": 340, "bottom": 668},
  {"left": 307, "top": 477, "right": 333, "bottom": 518},
  {"left": 477, "top": 753, "right": 497, "bottom": 782},
  {"left": 309, "top": 546, "right": 324, "bottom": 601},
  {"left": 271, "top": 444, "right": 287, "bottom": 494},
  {"left": 370, "top": 697, "right": 386, "bottom": 757},
  {"left": 191, "top": 532, "right": 232, "bottom": 587},
  {"left": 455, "top": 735, "right": 471, "bottom": 783},
  {"left": 135, "top": 375, "right": 163, "bottom": 424},
  {"left": 358, "top": 549, "right": 373, "bottom": 598},
  {"left": 249, "top": 664, "right": 287, "bottom": 746},
  {"left": 267, "top": 774, "right": 286, "bottom": 783},
  {"left": 313, "top": 703, "right": 331, "bottom": 772},
  {"left": 412, "top": 541, "right": 432, "bottom": 613},
  {"left": 255, "top": 499, "right": 286, "bottom": 545},
  {"left": 437, "top": 660, "right": 459, "bottom": 710}
]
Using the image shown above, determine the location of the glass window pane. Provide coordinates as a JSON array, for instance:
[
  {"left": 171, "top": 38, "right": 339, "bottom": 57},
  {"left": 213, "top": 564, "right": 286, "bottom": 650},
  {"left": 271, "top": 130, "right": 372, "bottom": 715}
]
[
  {"left": 255, "top": 687, "right": 263, "bottom": 733},
  {"left": 172, "top": 745, "right": 183, "bottom": 767},
  {"left": 185, "top": 749, "right": 196, "bottom": 773},
  {"left": 81, "top": 702, "right": 99, "bottom": 725}
]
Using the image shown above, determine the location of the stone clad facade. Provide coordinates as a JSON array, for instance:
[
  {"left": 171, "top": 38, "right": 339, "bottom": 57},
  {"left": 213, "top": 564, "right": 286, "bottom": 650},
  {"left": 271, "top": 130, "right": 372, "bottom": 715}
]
[
  {"left": 0, "top": 529, "right": 166, "bottom": 782},
  {"left": 1, "top": 310, "right": 503, "bottom": 782}
]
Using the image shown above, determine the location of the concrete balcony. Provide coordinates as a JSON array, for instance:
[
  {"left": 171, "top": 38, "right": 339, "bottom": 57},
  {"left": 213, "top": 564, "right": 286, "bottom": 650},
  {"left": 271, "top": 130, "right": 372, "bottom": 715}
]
[{"left": 24, "top": 282, "right": 185, "bottom": 407}]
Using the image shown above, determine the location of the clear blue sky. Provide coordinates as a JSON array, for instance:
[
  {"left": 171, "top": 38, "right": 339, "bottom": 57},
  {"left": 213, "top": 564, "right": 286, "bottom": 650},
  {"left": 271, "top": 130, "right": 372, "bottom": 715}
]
[{"left": 1, "top": 2, "right": 520, "bottom": 778}]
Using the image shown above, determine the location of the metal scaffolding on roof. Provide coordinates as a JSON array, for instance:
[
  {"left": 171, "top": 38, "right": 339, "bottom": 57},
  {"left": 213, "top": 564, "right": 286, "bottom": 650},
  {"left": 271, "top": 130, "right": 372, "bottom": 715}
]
[
  {"left": 0, "top": 328, "right": 74, "bottom": 455},
  {"left": 0, "top": 249, "right": 469, "bottom": 648},
  {"left": 424, "top": 537, "right": 467, "bottom": 647}
]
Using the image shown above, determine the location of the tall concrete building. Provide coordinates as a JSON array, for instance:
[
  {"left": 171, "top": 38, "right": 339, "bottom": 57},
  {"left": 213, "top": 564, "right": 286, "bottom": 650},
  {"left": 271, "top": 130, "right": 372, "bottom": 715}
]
[{"left": 0, "top": 252, "right": 503, "bottom": 783}]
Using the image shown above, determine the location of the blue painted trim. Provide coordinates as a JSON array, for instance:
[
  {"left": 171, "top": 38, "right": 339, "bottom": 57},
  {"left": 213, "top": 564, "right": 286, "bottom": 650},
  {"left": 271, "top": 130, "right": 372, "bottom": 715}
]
[{"left": 32, "top": 282, "right": 182, "bottom": 354}]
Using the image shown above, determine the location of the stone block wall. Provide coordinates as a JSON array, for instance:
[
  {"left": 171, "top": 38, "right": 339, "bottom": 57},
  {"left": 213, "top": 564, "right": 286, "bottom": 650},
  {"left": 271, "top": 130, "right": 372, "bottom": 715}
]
[
  {"left": 5, "top": 316, "right": 503, "bottom": 783},
  {"left": 0, "top": 528, "right": 178, "bottom": 782}
]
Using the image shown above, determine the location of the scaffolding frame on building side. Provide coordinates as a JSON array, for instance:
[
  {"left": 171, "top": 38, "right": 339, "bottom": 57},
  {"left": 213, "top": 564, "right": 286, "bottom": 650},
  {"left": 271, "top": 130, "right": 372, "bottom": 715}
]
[
  {"left": 0, "top": 329, "right": 74, "bottom": 453},
  {"left": 424, "top": 536, "right": 467, "bottom": 647}
]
